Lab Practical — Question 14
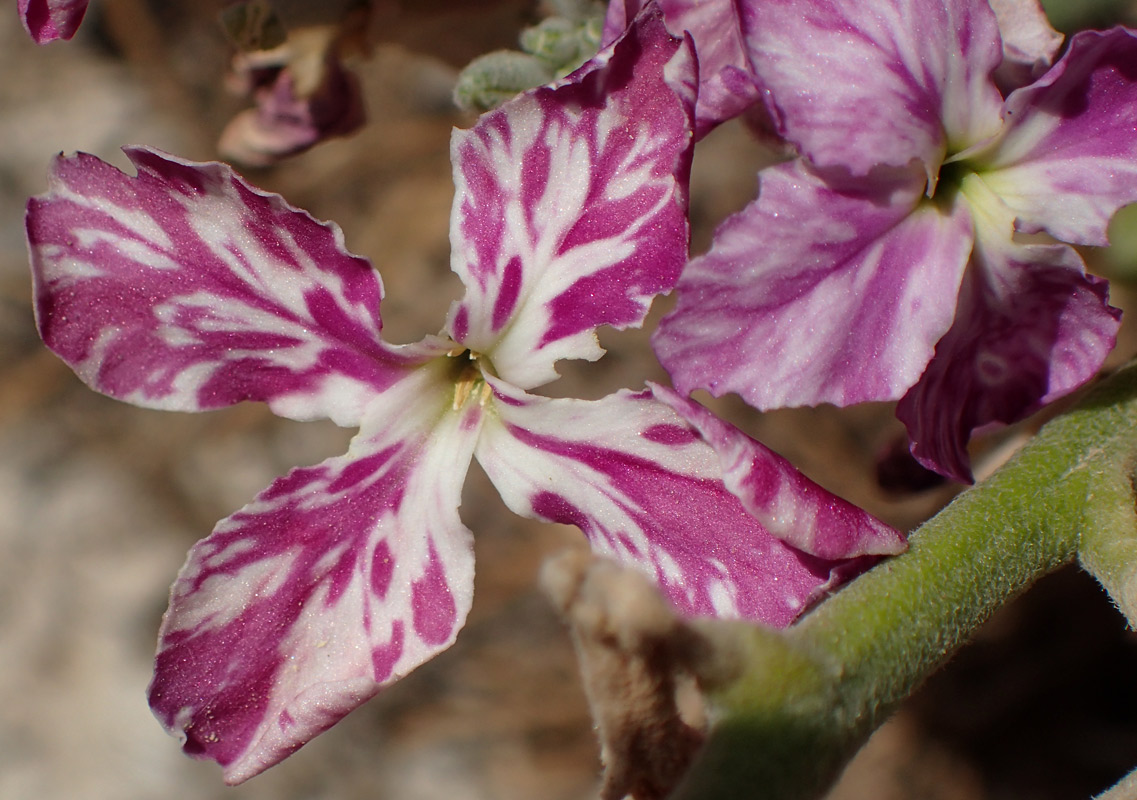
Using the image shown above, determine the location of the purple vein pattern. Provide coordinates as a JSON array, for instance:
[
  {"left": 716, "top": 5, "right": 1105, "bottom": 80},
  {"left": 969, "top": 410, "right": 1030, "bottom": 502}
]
[
  {"left": 28, "top": 146, "right": 434, "bottom": 428},
  {"left": 149, "top": 365, "right": 480, "bottom": 782},
  {"left": 478, "top": 378, "right": 903, "bottom": 626},
  {"left": 446, "top": 11, "right": 696, "bottom": 389}
]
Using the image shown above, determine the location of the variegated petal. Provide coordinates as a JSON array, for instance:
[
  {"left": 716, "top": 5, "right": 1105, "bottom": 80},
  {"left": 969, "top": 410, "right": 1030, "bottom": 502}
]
[
  {"left": 978, "top": 28, "right": 1137, "bottom": 247},
  {"left": 27, "top": 147, "right": 429, "bottom": 426},
  {"left": 148, "top": 363, "right": 480, "bottom": 783},
  {"left": 653, "top": 160, "right": 973, "bottom": 410},
  {"left": 477, "top": 378, "right": 882, "bottom": 627},
  {"left": 446, "top": 7, "right": 696, "bottom": 389},
  {"left": 744, "top": 0, "right": 1005, "bottom": 176},
  {"left": 987, "top": 0, "right": 1063, "bottom": 89},
  {"left": 602, "top": 0, "right": 761, "bottom": 135},
  {"left": 650, "top": 384, "right": 905, "bottom": 559},
  {"left": 897, "top": 175, "right": 1120, "bottom": 482}
]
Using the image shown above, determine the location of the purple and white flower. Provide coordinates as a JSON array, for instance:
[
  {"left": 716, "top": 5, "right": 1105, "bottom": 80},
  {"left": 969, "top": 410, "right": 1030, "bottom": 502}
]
[
  {"left": 653, "top": 0, "right": 1134, "bottom": 482},
  {"left": 27, "top": 8, "right": 904, "bottom": 783}
]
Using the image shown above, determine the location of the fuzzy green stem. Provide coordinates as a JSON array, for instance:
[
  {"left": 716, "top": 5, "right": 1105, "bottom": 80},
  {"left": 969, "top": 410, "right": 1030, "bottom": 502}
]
[
  {"left": 673, "top": 362, "right": 1137, "bottom": 800},
  {"left": 1078, "top": 458, "right": 1137, "bottom": 627}
]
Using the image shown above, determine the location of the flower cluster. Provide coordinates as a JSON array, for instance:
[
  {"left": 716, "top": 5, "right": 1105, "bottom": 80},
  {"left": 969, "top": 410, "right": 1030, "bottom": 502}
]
[
  {"left": 644, "top": 0, "right": 1137, "bottom": 481},
  {"left": 28, "top": 0, "right": 1137, "bottom": 786},
  {"left": 26, "top": 8, "right": 903, "bottom": 782}
]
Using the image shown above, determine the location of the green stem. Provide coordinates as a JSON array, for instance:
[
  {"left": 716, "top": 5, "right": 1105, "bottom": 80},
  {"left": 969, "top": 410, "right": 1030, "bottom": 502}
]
[{"left": 673, "top": 362, "right": 1137, "bottom": 800}]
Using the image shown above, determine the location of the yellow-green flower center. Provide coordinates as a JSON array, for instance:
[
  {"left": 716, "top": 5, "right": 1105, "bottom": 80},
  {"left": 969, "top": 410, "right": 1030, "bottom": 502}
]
[{"left": 445, "top": 347, "right": 491, "bottom": 410}]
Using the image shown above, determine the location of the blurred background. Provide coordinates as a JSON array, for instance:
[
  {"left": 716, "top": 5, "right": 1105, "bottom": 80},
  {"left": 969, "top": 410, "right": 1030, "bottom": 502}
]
[{"left": 2, "top": 2, "right": 1137, "bottom": 798}]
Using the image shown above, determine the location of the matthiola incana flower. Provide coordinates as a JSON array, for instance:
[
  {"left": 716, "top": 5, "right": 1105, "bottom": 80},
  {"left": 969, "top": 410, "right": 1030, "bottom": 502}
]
[
  {"left": 653, "top": 0, "right": 1137, "bottom": 482},
  {"left": 19, "top": 0, "right": 88, "bottom": 43},
  {"left": 26, "top": 9, "right": 903, "bottom": 783}
]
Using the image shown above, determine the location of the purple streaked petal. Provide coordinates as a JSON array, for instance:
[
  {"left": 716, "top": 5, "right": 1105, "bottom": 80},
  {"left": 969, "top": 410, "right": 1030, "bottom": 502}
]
[
  {"left": 649, "top": 384, "right": 905, "bottom": 559},
  {"left": 477, "top": 377, "right": 884, "bottom": 627},
  {"left": 19, "top": 0, "right": 88, "bottom": 43},
  {"left": 978, "top": 28, "right": 1137, "bottom": 247},
  {"left": 602, "top": 0, "right": 761, "bottom": 136},
  {"left": 744, "top": 0, "right": 1005, "bottom": 177},
  {"left": 27, "top": 147, "right": 433, "bottom": 426},
  {"left": 653, "top": 160, "right": 973, "bottom": 409},
  {"left": 149, "top": 365, "right": 480, "bottom": 783},
  {"left": 897, "top": 178, "right": 1120, "bottom": 482},
  {"left": 445, "top": 7, "right": 696, "bottom": 389},
  {"left": 987, "top": 0, "right": 1063, "bottom": 89}
]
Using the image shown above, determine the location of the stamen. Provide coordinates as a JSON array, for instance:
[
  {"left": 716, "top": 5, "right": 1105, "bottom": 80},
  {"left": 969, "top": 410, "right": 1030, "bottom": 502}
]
[{"left": 448, "top": 348, "right": 488, "bottom": 410}]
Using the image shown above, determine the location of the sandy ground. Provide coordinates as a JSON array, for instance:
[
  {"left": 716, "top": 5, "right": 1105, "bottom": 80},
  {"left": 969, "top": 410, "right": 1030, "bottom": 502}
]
[{"left": 2, "top": 2, "right": 1137, "bottom": 799}]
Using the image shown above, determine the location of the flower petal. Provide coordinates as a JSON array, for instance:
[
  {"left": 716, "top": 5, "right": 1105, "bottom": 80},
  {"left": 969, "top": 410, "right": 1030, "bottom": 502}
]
[
  {"left": 148, "top": 364, "right": 480, "bottom": 783},
  {"left": 476, "top": 378, "right": 883, "bottom": 627},
  {"left": 602, "top": 0, "right": 761, "bottom": 136},
  {"left": 650, "top": 384, "right": 905, "bottom": 559},
  {"left": 19, "top": 0, "right": 88, "bottom": 43},
  {"left": 27, "top": 147, "right": 431, "bottom": 426},
  {"left": 987, "top": 0, "right": 1063, "bottom": 89},
  {"left": 445, "top": 6, "right": 696, "bottom": 389},
  {"left": 978, "top": 28, "right": 1137, "bottom": 247},
  {"left": 653, "top": 160, "right": 973, "bottom": 409},
  {"left": 897, "top": 175, "right": 1120, "bottom": 482},
  {"left": 744, "top": 0, "right": 1004, "bottom": 176}
]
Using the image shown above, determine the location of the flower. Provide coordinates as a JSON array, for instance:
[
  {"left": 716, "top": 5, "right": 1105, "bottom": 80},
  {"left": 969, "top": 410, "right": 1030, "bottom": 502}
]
[
  {"left": 652, "top": 0, "right": 1137, "bottom": 482},
  {"left": 26, "top": 8, "right": 904, "bottom": 783},
  {"left": 19, "top": 0, "right": 88, "bottom": 43}
]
